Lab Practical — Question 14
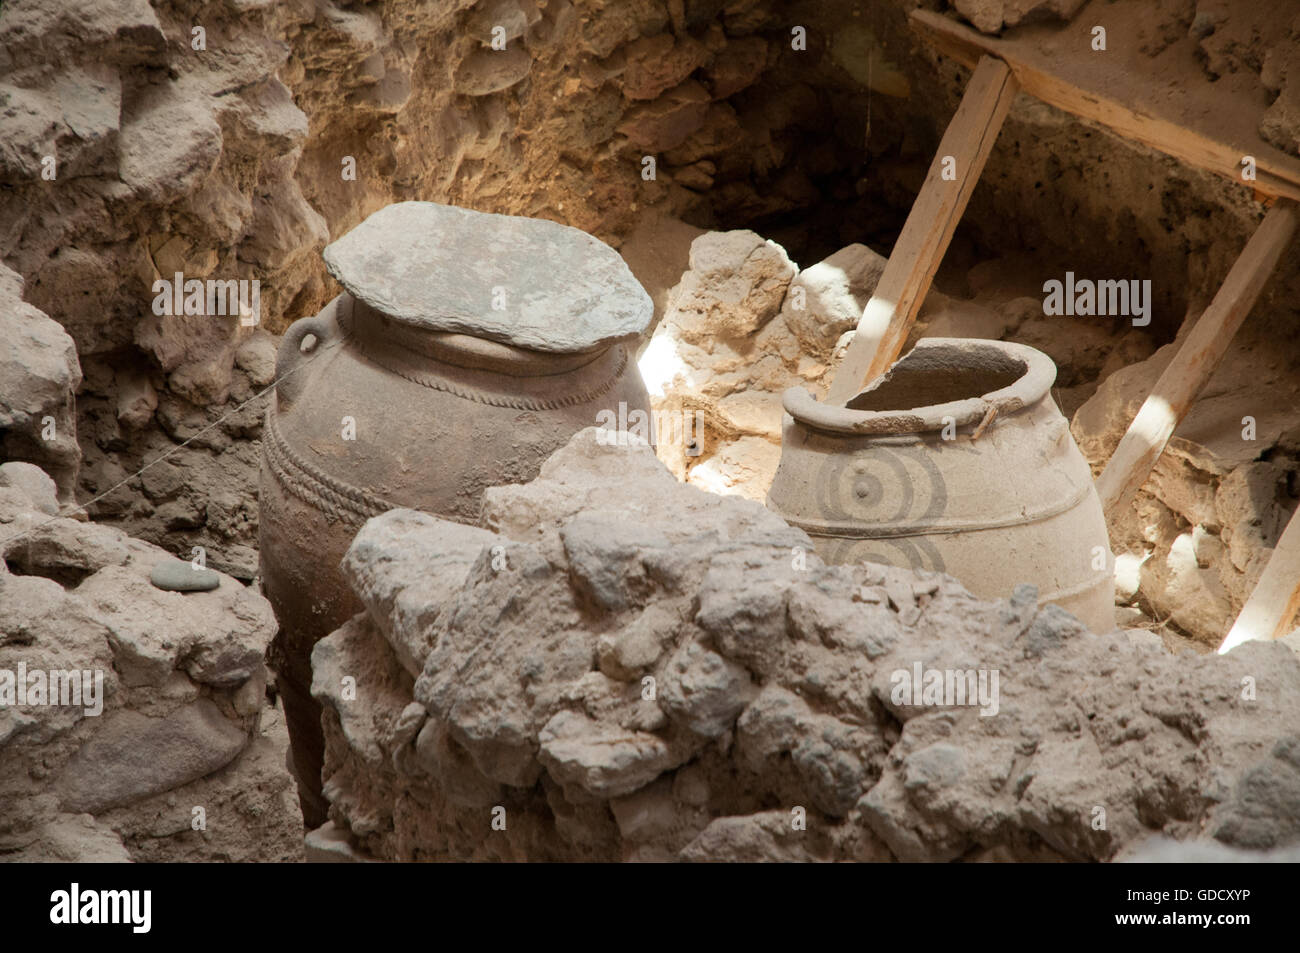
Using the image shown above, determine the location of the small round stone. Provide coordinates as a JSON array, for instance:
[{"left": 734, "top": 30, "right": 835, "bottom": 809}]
[{"left": 150, "top": 559, "right": 220, "bottom": 592}]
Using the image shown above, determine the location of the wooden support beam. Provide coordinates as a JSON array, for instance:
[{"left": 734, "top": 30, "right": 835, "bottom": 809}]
[
  {"left": 910, "top": 9, "right": 1300, "bottom": 202},
  {"left": 1219, "top": 505, "right": 1300, "bottom": 653},
  {"left": 1095, "top": 201, "right": 1298, "bottom": 516},
  {"left": 826, "top": 55, "right": 1019, "bottom": 405}
]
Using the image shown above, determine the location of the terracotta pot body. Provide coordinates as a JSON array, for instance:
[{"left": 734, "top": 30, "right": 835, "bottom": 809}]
[
  {"left": 259, "top": 294, "right": 650, "bottom": 825},
  {"left": 767, "top": 338, "right": 1114, "bottom": 632}
]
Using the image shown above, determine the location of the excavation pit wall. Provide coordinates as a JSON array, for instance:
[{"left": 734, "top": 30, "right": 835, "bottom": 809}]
[
  {"left": 309, "top": 430, "right": 1300, "bottom": 862},
  {"left": 2, "top": 0, "right": 1300, "bottom": 859}
]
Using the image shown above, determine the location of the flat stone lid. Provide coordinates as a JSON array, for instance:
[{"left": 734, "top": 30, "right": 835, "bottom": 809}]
[{"left": 322, "top": 202, "right": 652, "bottom": 353}]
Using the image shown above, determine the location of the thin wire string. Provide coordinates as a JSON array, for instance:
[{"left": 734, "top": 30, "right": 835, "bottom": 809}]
[{"left": 0, "top": 332, "right": 348, "bottom": 551}]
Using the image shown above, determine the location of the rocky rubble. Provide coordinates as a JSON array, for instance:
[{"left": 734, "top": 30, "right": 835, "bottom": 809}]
[
  {"left": 1073, "top": 313, "right": 1300, "bottom": 647},
  {"left": 0, "top": 464, "right": 302, "bottom": 862},
  {"left": 310, "top": 429, "right": 1300, "bottom": 861},
  {"left": 636, "top": 228, "right": 1050, "bottom": 502},
  {"left": 75, "top": 330, "right": 279, "bottom": 580},
  {"left": 639, "top": 229, "right": 901, "bottom": 498}
]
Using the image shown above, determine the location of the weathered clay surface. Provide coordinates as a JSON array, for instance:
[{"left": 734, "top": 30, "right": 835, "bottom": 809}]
[
  {"left": 0, "top": 467, "right": 301, "bottom": 862},
  {"left": 311, "top": 430, "right": 1300, "bottom": 861},
  {"left": 768, "top": 338, "right": 1115, "bottom": 632}
]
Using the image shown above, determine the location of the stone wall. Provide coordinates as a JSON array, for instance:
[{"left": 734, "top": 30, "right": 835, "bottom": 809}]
[{"left": 0, "top": 465, "right": 302, "bottom": 862}]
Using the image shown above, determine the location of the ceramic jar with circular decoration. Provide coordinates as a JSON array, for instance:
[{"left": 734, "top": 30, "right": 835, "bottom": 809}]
[
  {"left": 259, "top": 202, "right": 652, "bottom": 826},
  {"left": 766, "top": 338, "right": 1114, "bottom": 632}
]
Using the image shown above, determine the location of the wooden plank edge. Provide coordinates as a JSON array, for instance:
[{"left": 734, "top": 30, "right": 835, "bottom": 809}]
[
  {"left": 1219, "top": 504, "right": 1300, "bottom": 652},
  {"left": 909, "top": 9, "right": 1300, "bottom": 203},
  {"left": 1095, "top": 201, "right": 1299, "bottom": 516},
  {"left": 826, "top": 56, "right": 1019, "bottom": 404}
]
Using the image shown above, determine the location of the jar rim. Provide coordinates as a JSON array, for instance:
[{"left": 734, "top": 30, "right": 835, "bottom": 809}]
[{"left": 784, "top": 338, "right": 1057, "bottom": 435}]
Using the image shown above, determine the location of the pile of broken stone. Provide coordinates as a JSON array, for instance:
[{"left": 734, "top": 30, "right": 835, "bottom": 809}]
[
  {"left": 0, "top": 462, "right": 303, "bottom": 861},
  {"left": 5, "top": 415, "right": 1300, "bottom": 861},
  {"left": 0, "top": 271, "right": 302, "bottom": 861},
  {"left": 309, "top": 429, "right": 1300, "bottom": 862}
]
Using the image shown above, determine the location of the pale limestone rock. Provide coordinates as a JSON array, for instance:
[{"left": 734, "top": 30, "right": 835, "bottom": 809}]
[
  {"left": 341, "top": 509, "right": 497, "bottom": 678},
  {"left": 1113, "top": 551, "right": 1145, "bottom": 605},
  {"left": 309, "top": 430, "right": 1300, "bottom": 862},
  {"left": 658, "top": 640, "right": 756, "bottom": 738},
  {"left": 779, "top": 243, "right": 884, "bottom": 361},
  {"left": 76, "top": 562, "right": 275, "bottom": 688},
  {"left": 539, "top": 709, "right": 681, "bottom": 798},
  {"left": 0, "top": 461, "right": 58, "bottom": 515},
  {"left": 668, "top": 229, "right": 795, "bottom": 340},
  {"left": 680, "top": 810, "right": 831, "bottom": 862},
  {"left": 0, "top": 264, "right": 81, "bottom": 500}
]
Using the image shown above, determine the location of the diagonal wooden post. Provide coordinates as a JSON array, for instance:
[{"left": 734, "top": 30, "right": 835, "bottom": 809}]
[
  {"left": 826, "top": 55, "right": 1019, "bottom": 405},
  {"left": 1095, "top": 200, "right": 1299, "bottom": 517},
  {"left": 1219, "top": 504, "right": 1300, "bottom": 653}
]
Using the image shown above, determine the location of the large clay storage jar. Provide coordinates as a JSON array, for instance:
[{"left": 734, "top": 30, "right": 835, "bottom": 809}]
[
  {"left": 259, "top": 202, "right": 652, "bottom": 826},
  {"left": 767, "top": 338, "right": 1114, "bottom": 632}
]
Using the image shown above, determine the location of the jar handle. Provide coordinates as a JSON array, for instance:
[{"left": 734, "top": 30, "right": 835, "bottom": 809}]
[{"left": 275, "top": 298, "right": 342, "bottom": 408}]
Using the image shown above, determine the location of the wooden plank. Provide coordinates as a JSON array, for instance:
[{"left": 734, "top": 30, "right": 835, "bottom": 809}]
[
  {"left": 1219, "top": 505, "right": 1300, "bottom": 652},
  {"left": 910, "top": 9, "right": 1300, "bottom": 203},
  {"left": 1095, "top": 200, "right": 1298, "bottom": 515},
  {"left": 826, "top": 55, "right": 1019, "bottom": 405}
]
